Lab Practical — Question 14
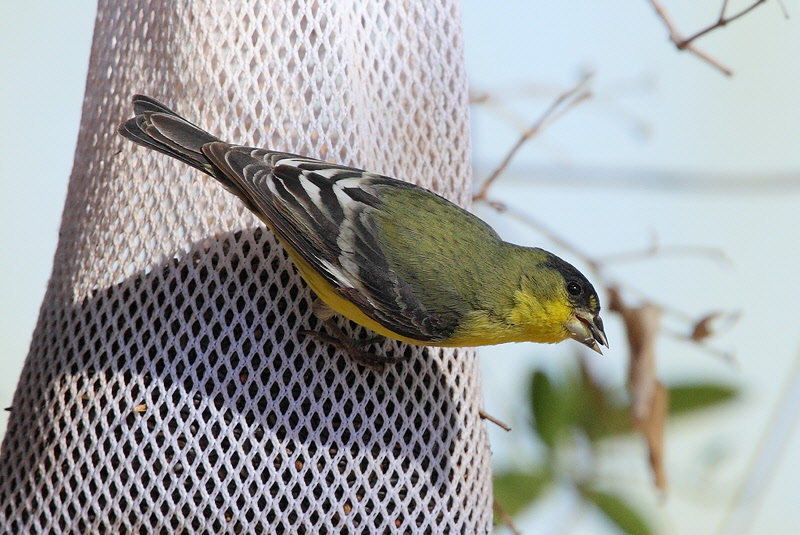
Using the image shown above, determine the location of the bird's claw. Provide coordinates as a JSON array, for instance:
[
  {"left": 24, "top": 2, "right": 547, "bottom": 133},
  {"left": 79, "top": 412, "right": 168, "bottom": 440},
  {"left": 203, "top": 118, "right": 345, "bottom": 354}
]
[{"left": 299, "top": 320, "right": 409, "bottom": 371}]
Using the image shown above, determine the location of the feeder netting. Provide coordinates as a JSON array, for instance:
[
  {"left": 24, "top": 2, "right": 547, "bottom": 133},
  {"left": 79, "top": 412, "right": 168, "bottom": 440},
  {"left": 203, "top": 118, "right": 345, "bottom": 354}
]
[{"left": 0, "top": 0, "right": 492, "bottom": 532}]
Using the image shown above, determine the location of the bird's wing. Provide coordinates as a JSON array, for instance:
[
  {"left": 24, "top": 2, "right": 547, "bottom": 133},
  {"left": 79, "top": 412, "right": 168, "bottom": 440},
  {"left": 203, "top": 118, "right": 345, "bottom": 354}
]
[{"left": 202, "top": 143, "right": 462, "bottom": 342}]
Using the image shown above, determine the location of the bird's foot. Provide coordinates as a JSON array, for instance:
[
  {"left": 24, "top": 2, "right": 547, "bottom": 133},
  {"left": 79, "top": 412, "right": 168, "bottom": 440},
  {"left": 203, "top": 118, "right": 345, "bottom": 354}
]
[{"left": 300, "top": 318, "right": 409, "bottom": 372}]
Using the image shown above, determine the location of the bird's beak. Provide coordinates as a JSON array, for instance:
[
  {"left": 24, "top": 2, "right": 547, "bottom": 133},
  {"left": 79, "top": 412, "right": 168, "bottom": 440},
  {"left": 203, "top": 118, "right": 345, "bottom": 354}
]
[{"left": 566, "top": 310, "right": 609, "bottom": 355}]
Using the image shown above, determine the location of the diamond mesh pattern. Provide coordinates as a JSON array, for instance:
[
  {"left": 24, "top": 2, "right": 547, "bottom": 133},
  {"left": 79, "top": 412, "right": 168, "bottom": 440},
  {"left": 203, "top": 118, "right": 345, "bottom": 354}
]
[{"left": 0, "top": 0, "right": 491, "bottom": 532}]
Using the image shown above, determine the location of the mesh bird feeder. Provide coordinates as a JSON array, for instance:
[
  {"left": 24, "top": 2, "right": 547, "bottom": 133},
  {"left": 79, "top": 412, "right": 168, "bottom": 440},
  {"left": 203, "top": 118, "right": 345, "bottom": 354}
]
[{"left": 0, "top": 0, "right": 493, "bottom": 532}]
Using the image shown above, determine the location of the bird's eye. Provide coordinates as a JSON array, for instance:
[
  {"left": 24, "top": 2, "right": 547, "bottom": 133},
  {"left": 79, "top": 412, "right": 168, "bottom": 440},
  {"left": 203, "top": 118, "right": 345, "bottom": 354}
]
[{"left": 566, "top": 281, "right": 583, "bottom": 296}]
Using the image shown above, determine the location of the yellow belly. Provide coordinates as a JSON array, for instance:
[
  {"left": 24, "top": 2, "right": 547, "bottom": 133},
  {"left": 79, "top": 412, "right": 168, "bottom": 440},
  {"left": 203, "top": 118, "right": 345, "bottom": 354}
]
[{"left": 278, "top": 239, "right": 432, "bottom": 345}]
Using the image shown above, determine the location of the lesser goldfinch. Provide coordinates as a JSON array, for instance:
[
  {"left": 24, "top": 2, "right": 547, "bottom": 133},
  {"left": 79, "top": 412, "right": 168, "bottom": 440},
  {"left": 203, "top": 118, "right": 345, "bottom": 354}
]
[{"left": 119, "top": 95, "right": 607, "bottom": 365}]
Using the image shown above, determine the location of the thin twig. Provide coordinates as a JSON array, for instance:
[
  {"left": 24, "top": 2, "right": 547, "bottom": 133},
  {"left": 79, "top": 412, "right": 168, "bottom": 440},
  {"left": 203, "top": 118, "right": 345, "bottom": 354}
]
[
  {"left": 493, "top": 499, "right": 523, "bottom": 535},
  {"left": 720, "top": 0, "right": 731, "bottom": 19},
  {"left": 470, "top": 92, "right": 536, "bottom": 133},
  {"left": 647, "top": 0, "right": 732, "bottom": 75},
  {"left": 662, "top": 329, "right": 739, "bottom": 367},
  {"left": 647, "top": 0, "right": 774, "bottom": 76},
  {"left": 479, "top": 409, "right": 512, "bottom": 432},
  {"left": 473, "top": 75, "right": 593, "bottom": 202},
  {"left": 777, "top": 0, "right": 789, "bottom": 18},
  {"left": 684, "top": 0, "right": 769, "bottom": 44}
]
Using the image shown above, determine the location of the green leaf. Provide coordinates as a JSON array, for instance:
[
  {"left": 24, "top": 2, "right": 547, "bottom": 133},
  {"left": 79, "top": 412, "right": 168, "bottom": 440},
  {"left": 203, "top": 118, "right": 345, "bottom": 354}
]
[
  {"left": 530, "top": 370, "right": 564, "bottom": 448},
  {"left": 573, "top": 364, "right": 632, "bottom": 441},
  {"left": 668, "top": 382, "right": 738, "bottom": 416},
  {"left": 493, "top": 470, "right": 553, "bottom": 518},
  {"left": 579, "top": 401, "right": 634, "bottom": 441},
  {"left": 584, "top": 489, "right": 653, "bottom": 535}
]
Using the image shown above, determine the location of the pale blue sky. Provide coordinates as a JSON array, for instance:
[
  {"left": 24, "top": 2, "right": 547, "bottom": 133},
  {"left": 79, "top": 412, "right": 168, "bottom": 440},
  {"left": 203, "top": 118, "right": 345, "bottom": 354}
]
[{"left": 2, "top": 2, "right": 799, "bottom": 534}]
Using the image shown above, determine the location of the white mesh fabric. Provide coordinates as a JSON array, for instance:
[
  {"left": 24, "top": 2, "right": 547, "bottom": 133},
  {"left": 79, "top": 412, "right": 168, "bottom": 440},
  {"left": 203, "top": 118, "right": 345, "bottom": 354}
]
[{"left": 0, "top": 0, "right": 492, "bottom": 533}]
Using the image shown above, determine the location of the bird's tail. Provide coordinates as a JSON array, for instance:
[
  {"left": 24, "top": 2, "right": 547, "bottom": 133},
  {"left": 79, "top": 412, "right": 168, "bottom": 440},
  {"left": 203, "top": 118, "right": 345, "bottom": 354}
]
[{"left": 118, "top": 94, "right": 221, "bottom": 175}]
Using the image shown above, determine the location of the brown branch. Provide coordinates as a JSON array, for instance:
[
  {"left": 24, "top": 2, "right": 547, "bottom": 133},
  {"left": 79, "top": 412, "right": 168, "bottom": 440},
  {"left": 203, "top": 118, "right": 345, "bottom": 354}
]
[
  {"left": 473, "top": 75, "right": 593, "bottom": 202},
  {"left": 685, "top": 0, "right": 769, "bottom": 44},
  {"left": 469, "top": 91, "right": 538, "bottom": 133},
  {"left": 493, "top": 499, "right": 522, "bottom": 535},
  {"left": 663, "top": 329, "right": 739, "bottom": 367},
  {"left": 479, "top": 408, "right": 512, "bottom": 432},
  {"left": 648, "top": 0, "right": 774, "bottom": 76}
]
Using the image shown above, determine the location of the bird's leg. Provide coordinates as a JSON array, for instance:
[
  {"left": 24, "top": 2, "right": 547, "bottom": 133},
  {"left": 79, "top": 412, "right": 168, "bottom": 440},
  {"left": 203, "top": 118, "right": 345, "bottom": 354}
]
[
  {"left": 311, "top": 300, "right": 383, "bottom": 346},
  {"left": 301, "top": 318, "right": 387, "bottom": 371},
  {"left": 300, "top": 300, "right": 410, "bottom": 371}
]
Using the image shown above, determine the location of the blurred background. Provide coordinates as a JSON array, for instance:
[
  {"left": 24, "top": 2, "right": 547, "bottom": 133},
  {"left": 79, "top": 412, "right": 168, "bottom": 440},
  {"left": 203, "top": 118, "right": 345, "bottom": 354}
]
[{"left": 1, "top": 1, "right": 798, "bottom": 533}]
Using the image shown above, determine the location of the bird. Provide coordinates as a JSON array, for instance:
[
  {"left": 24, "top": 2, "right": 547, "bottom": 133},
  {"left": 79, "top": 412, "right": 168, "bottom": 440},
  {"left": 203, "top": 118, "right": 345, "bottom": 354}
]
[{"left": 119, "top": 94, "right": 608, "bottom": 367}]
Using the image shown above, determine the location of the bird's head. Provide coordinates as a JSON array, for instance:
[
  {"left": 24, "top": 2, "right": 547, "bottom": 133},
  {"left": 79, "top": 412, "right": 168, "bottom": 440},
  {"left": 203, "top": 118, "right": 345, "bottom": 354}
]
[{"left": 512, "top": 249, "right": 608, "bottom": 354}]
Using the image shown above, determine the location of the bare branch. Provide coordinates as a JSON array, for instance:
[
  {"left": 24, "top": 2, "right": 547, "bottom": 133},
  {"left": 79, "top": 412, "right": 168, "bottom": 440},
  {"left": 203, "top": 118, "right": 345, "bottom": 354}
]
[
  {"left": 686, "top": 0, "right": 769, "bottom": 44},
  {"left": 663, "top": 329, "right": 739, "bottom": 367},
  {"left": 473, "top": 75, "right": 593, "bottom": 202},
  {"left": 493, "top": 500, "right": 523, "bottom": 535},
  {"left": 720, "top": 0, "right": 731, "bottom": 19},
  {"left": 777, "top": 0, "right": 789, "bottom": 18},
  {"left": 479, "top": 408, "right": 512, "bottom": 432},
  {"left": 647, "top": 0, "right": 775, "bottom": 76}
]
